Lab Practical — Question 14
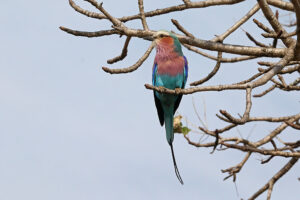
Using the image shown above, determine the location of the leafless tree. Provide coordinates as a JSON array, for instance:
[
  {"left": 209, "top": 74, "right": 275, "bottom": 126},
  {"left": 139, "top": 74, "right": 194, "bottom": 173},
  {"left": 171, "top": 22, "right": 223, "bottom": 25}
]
[{"left": 60, "top": 0, "right": 300, "bottom": 199}]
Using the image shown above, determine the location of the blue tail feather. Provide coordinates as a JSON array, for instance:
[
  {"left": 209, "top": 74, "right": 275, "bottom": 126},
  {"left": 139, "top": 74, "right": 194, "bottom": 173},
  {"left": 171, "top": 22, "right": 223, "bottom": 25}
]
[
  {"left": 164, "top": 109, "right": 184, "bottom": 185},
  {"left": 164, "top": 112, "right": 174, "bottom": 145}
]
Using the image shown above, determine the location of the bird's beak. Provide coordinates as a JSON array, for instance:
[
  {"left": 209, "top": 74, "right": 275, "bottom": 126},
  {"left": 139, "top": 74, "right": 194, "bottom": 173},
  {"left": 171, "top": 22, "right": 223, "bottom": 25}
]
[
  {"left": 153, "top": 35, "right": 161, "bottom": 44},
  {"left": 143, "top": 36, "right": 153, "bottom": 41}
]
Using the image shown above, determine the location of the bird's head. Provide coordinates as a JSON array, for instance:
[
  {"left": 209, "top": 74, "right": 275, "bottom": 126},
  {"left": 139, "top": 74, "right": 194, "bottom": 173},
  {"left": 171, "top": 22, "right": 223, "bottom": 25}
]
[
  {"left": 153, "top": 30, "right": 183, "bottom": 56},
  {"left": 153, "top": 30, "right": 173, "bottom": 46}
]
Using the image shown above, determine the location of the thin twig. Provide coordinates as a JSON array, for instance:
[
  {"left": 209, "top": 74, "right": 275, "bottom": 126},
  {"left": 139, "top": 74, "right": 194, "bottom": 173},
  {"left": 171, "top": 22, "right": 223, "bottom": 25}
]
[
  {"left": 190, "top": 52, "right": 222, "bottom": 86},
  {"left": 212, "top": 3, "right": 260, "bottom": 42},
  {"left": 245, "top": 31, "right": 268, "bottom": 47},
  {"left": 184, "top": 44, "right": 257, "bottom": 62},
  {"left": 107, "top": 36, "right": 132, "bottom": 64},
  {"left": 103, "top": 42, "right": 155, "bottom": 74},
  {"left": 221, "top": 152, "right": 251, "bottom": 181},
  {"left": 138, "top": 0, "right": 149, "bottom": 30},
  {"left": 253, "top": 85, "right": 276, "bottom": 97},
  {"left": 248, "top": 157, "right": 299, "bottom": 200},
  {"left": 171, "top": 19, "right": 195, "bottom": 38}
]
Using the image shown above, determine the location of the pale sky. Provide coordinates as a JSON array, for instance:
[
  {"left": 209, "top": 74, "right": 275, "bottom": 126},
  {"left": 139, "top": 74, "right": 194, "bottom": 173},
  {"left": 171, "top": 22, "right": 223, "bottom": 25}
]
[{"left": 0, "top": 0, "right": 299, "bottom": 200}]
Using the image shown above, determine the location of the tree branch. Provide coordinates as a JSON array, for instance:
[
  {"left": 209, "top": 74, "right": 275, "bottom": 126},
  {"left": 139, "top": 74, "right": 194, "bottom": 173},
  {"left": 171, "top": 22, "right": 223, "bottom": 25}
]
[
  {"left": 107, "top": 36, "right": 131, "bottom": 64},
  {"left": 102, "top": 42, "right": 155, "bottom": 74},
  {"left": 249, "top": 157, "right": 299, "bottom": 200}
]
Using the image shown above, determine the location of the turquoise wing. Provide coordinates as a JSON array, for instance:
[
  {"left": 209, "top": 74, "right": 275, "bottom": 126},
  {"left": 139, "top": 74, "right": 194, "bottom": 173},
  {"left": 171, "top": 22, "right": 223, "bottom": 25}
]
[
  {"left": 152, "top": 62, "right": 165, "bottom": 126},
  {"left": 183, "top": 56, "right": 188, "bottom": 86},
  {"left": 173, "top": 56, "right": 188, "bottom": 115}
]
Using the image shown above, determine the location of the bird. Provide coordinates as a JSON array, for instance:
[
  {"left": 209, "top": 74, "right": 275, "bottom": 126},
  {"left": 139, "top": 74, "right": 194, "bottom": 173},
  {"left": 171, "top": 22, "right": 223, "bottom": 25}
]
[{"left": 152, "top": 30, "right": 188, "bottom": 184}]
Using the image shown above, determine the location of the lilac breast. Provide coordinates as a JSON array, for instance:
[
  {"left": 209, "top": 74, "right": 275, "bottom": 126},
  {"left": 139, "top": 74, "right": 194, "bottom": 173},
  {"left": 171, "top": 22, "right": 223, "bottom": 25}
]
[{"left": 156, "top": 56, "right": 185, "bottom": 77}]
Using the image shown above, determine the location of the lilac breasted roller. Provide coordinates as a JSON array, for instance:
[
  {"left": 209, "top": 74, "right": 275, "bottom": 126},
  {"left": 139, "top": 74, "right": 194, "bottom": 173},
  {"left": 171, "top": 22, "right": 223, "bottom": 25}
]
[{"left": 152, "top": 31, "right": 188, "bottom": 184}]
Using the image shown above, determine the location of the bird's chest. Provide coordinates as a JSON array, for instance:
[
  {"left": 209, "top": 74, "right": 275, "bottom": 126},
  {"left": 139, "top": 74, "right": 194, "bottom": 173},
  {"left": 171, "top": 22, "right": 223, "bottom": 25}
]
[{"left": 156, "top": 58, "right": 184, "bottom": 76}]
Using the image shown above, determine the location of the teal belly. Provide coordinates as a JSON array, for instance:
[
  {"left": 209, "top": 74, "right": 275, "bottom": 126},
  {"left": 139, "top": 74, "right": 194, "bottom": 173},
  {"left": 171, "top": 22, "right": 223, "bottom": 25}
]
[{"left": 154, "top": 74, "right": 183, "bottom": 106}]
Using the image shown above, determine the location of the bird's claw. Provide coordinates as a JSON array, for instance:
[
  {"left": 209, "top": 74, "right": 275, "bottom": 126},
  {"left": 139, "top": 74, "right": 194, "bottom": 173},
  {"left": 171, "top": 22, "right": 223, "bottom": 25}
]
[
  {"left": 158, "top": 86, "right": 165, "bottom": 92},
  {"left": 175, "top": 88, "right": 181, "bottom": 94}
]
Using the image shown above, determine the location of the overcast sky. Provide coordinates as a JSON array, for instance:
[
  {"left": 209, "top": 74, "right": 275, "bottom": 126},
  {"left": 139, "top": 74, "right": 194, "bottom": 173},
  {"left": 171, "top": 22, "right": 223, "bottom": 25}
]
[{"left": 0, "top": 0, "right": 299, "bottom": 200}]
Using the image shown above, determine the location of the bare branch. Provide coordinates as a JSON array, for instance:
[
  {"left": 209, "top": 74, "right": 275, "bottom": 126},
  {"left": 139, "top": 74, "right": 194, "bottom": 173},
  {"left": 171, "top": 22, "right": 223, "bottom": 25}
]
[
  {"left": 272, "top": 10, "right": 280, "bottom": 48},
  {"left": 138, "top": 0, "right": 149, "bottom": 31},
  {"left": 199, "top": 123, "right": 237, "bottom": 135},
  {"left": 248, "top": 113, "right": 300, "bottom": 122},
  {"left": 107, "top": 36, "right": 131, "bottom": 64},
  {"left": 253, "top": 18, "right": 273, "bottom": 33},
  {"left": 235, "top": 72, "right": 264, "bottom": 85},
  {"left": 257, "top": 60, "right": 300, "bottom": 66},
  {"left": 180, "top": 35, "right": 287, "bottom": 57},
  {"left": 245, "top": 31, "right": 268, "bottom": 47},
  {"left": 84, "top": 0, "right": 123, "bottom": 27},
  {"left": 253, "top": 84, "right": 276, "bottom": 97},
  {"left": 262, "top": 30, "right": 296, "bottom": 38},
  {"left": 249, "top": 157, "right": 299, "bottom": 200},
  {"left": 291, "top": 0, "right": 300, "bottom": 60},
  {"left": 67, "top": 0, "right": 294, "bottom": 22},
  {"left": 102, "top": 42, "right": 155, "bottom": 74},
  {"left": 267, "top": 0, "right": 294, "bottom": 11},
  {"left": 222, "top": 143, "right": 300, "bottom": 157},
  {"left": 86, "top": 0, "right": 246, "bottom": 22},
  {"left": 221, "top": 152, "right": 251, "bottom": 181},
  {"left": 190, "top": 52, "right": 222, "bottom": 86},
  {"left": 258, "top": 0, "right": 295, "bottom": 47},
  {"left": 171, "top": 19, "right": 195, "bottom": 38},
  {"left": 59, "top": 27, "right": 119, "bottom": 37},
  {"left": 261, "top": 155, "right": 274, "bottom": 164},
  {"left": 218, "top": 88, "right": 252, "bottom": 124},
  {"left": 183, "top": 44, "right": 257, "bottom": 62},
  {"left": 212, "top": 3, "right": 260, "bottom": 42},
  {"left": 254, "top": 120, "right": 289, "bottom": 147},
  {"left": 69, "top": 0, "right": 104, "bottom": 19},
  {"left": 286, "top": 121, "right": 300, "bottom": 130}
]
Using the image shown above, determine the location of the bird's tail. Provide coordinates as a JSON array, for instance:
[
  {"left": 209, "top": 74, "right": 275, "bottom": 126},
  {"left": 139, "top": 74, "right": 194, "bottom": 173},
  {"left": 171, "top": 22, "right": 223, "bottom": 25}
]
[
  {"left": 170, "top": 143, "right": 184, "bottom": 185},
  {"left": 164, "top": 114, "right": 174, "bottom": 145},
  {"left": 165, "top": 114, "right": 184, "bottom": 185}
]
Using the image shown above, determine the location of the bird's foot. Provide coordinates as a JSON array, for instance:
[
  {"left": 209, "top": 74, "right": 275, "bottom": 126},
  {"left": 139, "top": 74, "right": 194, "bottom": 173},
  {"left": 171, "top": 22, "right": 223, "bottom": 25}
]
[
  {"left": 175, "top": 88, "right": 181, "bottom": 94},
  {"left": 158, "top": 86, "right": 166, "bottom": 92}
]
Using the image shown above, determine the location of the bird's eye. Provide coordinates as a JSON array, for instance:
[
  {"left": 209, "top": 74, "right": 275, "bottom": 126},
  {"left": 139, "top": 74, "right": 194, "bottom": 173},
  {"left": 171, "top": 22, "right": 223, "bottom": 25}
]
[{"left": 158, "top": 34, "right": 163, "bottom": 38}]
